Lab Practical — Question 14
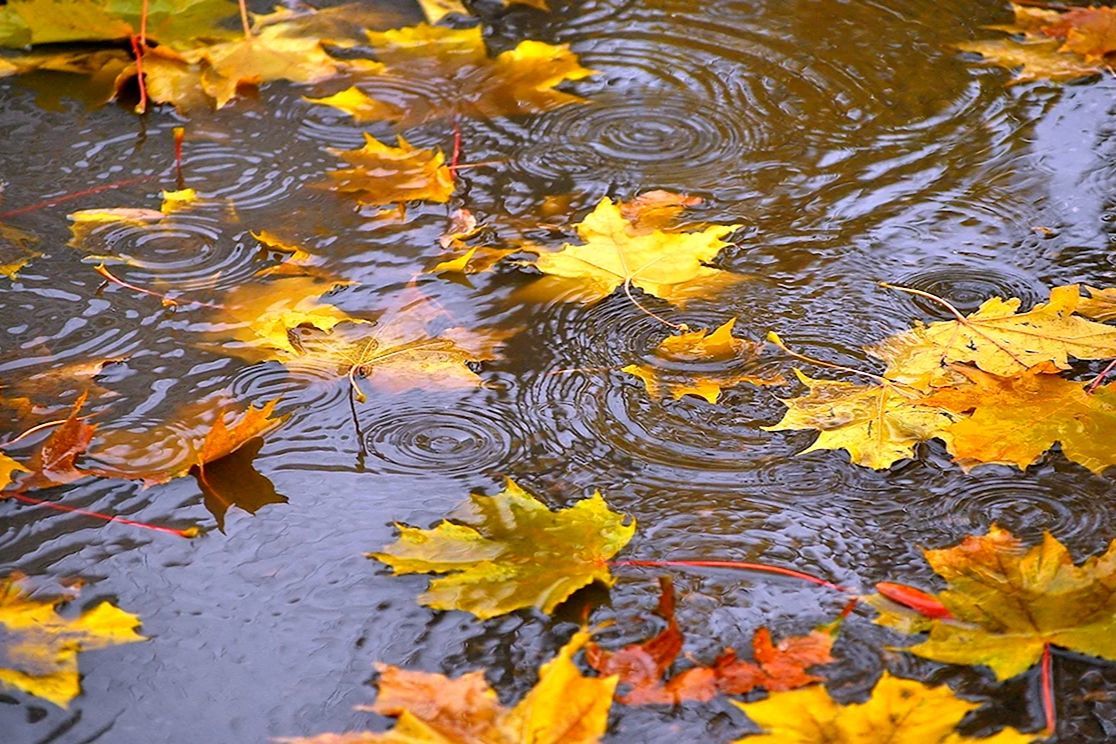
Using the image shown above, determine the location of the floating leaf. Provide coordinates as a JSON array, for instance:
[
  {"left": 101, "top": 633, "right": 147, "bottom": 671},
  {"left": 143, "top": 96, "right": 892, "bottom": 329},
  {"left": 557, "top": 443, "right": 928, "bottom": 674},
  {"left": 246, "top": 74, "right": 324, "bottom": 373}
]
[
  {"left": 764, "top": 369, "right": 955, "bottom": 470},
  {"left": 871, "top": 526, "right": 1116, "bottom": 681},
  {"left": 623, "top": 320, "right": 784, "bottom": 403},
  {"left": 0, "top": 0, "right": 235, "bottom": 48},
  {"left": 923, "top": 366, "right": 1116, "bottom": 474},
  {"left": 587, "top": 578, "right": 833, "bottom": 705},
  {"left": 159, "top": 188, "right": 198, "bottom": 214},
  {"left": 957, "top": 2, "right": 1110, "bottom": 83},
  {"left": 371, "top": 479, "right": 635, "bottom": 619},
  {"left": 13, "top": 392, "right": 95, "bottom": 491},
  {"left": 0, "top": 452, "right": 28, "bottom": 490},
  {"left": 323, "top": 133, "right": 454, "bottom": 207},
  {"left": 1076, "top": 285, "right": 1116, "bottom": 322},
  {"left": 0, "top": 222, "right": 39, "bottom": 279},
  {"left": 310, "top": 23, "right": 593, "bottom": 126},
  {"left": 525, "top": 197, "right": 741, "bottom": 306},
  {"left": 732, "top": 672, "right": 1032, "bottom": 743},
  {"left": 619, "top": 189, "right": 704, "bottom": 234},
  {"left": 281, "top": 629, "right": 614, "bottom": 743},
  {"left": 870, "top": 285, "right": 1116, "bottom": 390},
  {"left": 0, "top": 576, "right": 145, "bottom": 707}
]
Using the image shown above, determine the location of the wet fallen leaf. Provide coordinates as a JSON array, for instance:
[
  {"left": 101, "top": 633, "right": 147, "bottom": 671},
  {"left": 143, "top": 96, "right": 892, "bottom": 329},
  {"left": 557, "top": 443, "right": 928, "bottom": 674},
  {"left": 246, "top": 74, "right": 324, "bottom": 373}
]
[
  {"left": 0, "top": 576, "right": 145, "bottom": 707},
  {"left": 623, "top": 320, "right": 784, "bottom": 403},
  {"left": 524, "top": 197, "right": 741, "bottom": 306},
  {"left": 0, "top": 452, "right": 28, "bottom": 490},
  {"left": 871, "top": 525, "right": 1116, "bottom": 681},
  {"left": 1042, "top": 6, "right": 1116, "bottom": 62},
  {"left": 0, "top": 222, "right": 39, "bottom": 279},
  {"left": 282, "top": 290, "right": 504, "bottom": 398},
  {"left": 371, "top": 479, "right": 635, "bottom": 619},
  {"left": 870, "top": 285, "right": 1116, "bottom": 390},
  {"left": 215, "top": 276, "right": 362, "bottom": 357},
  {"left": 1076, "top": 285, "right": 1116, "bottom": 322},
  {"left": 732, "top": 671, "right": 1032, "bottom": 743},
  {"left": 764, "top": 369, "right": 956, "bottom": 470},
  {"left": 322, "top": 133, "right": 454, "bottom": 207},
  {"left": 958, "top": 2, "right": 1110, "bottom": 83},
  {"left": 160, "top": 188, "right": 198, "bottom": 214},
  {"left": 586, "top": 578, "right": 833, "bottom": 705},
  {"left": 0, "top": 0, "right": 234, "bottom": 48},
  {"left": 13, "top": 392, "right": 95, "bottom": 491},
  {"left": 281, "top": 629, "right": 614, "bottom": 744},
  {"left": 922, "top": 365, "right": 1116, "bottom": 474},
  {"left": 619, "top": 189, "right": 704, "bottom": 234},
  {"left": 309, "top": 23, "right": 592, "bottom": 125}
]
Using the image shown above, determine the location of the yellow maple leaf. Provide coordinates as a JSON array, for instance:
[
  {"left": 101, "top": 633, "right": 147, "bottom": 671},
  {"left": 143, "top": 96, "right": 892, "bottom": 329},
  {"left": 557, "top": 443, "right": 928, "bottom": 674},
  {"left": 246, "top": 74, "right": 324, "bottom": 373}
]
[
  {"left": 957, "top": 38, "right": 1102, "bottom": 83},
  {"left": 159, "top": 188, "right": 198, "bottom": 214},
  {"left": 0, "top": 577, "right": 145, "bottom": 708},
  {"left": 1043, "top": 6, "right": 1116, "bottom": 62},
  {"left": 323, "top": 133, "right": 454, "bottom": 207},
  {"left": 280, "top": 629, "right": 613, "bottom": 743},
  {"left": 0, "top": 452, "right": 28, "bottom": 490},
  {"left": 308, "top": 23, "right": 592, "bottom": 126},
  {"left": 870, "top": 284, "right": 1116, "bottom": 390},
  {"left": 1077, "top": 285, "right": 1116, "bottom": 322},
  {"left": 0, "top": 222, "right": 40, "bottom": 279},
  {"left": 525, "top": 197, "right": 741, "bottom": 306},
  {"left": 623, "top": 320, "right": 784, "bottom": 403},
  {"left": 733, "top": 672, "right": 1032, "bottom": 743},
  {"left": 870, "top": 526, "right": 1116, "bottom": 681},
  {"left": 371, "top": 479, "right": 635, "bottom": 619},
  {"left": 764, "top": 369, "right": 956, "bottom": 470},
  {"left": 216, "top": 276, "right": 362, "bottom": 356},
  {"left": 922, "top": 365, "right": 1116, "bottom": 474}
]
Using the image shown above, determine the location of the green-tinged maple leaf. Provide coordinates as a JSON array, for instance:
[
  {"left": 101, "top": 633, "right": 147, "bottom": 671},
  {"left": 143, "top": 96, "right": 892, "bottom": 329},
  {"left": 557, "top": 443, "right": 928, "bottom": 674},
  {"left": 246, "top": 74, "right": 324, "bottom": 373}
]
[
  {"left": 371, "top": 480, "right": 635, "bottom": 619},
  {"left": 523, "top": 197, "right": 741, "bottom": 307},
  {"left": 733, "top": 672, "right": 1033, "bottom": 743},
  {"left": 0, "top": 576, "right": 145, "bottom": 708},
  {"left": 870, "top": 526, "right": 1116, "bottom": 681},
  {"left": 0, "top": 0, "right": 236, "bottom": 48},
  {"left": 922, "top": 365, "right": 1116, "bottom": 474},
  {"left": 305, "top": 23, "right": 592, "bottom": 126},
  {"left": 279, "top": 629, "right": 614, "bottom": 744},
  {"left": 764, "top": 369, "right": 956, "bottom": 470},
  {"left": 870, "top": 285, "right": 1116, "bottom": 390}
]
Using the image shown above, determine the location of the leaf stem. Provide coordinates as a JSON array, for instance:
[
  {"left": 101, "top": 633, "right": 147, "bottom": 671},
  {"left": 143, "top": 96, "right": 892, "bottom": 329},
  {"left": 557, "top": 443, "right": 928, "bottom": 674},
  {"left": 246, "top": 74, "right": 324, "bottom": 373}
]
[
  {"left": 611, "top": 558, "right": 849, "bottom": 593},
  {"left": 238, "top": 0, "right": 252, "bottom": 39},
  {"left": 879, "top": 282, "right": 968, "bottom": 323},
  {"left": 1041, "top": 642, "right": 1056, "bottom": 736},
  {"left": 94, "top": 263, "right": 178, "bottom": 308},
  {"left": 1086, "top": 359, "right": 1116, "bottom": 394},
  {"left": 130, "top": 35, "right": 148, "bottom": 114},
  {"left": 766, "top": 332, "right": 900, "bottom": 387},
  {"left": 3, "top": 492, "right": 198, "bottom": 538},
  {"left": 449, "top": 118, "right": 463, "bottom": 174},
  {"left": 0, "top": 176, "right": 154, "bottom": 219}
]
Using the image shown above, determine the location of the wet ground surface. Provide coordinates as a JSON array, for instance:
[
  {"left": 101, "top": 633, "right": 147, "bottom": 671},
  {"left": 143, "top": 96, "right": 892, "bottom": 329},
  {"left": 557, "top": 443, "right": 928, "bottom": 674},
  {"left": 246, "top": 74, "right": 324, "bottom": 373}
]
[{"left": 1, "top": 0, "right": 1115, "bottom": 741}]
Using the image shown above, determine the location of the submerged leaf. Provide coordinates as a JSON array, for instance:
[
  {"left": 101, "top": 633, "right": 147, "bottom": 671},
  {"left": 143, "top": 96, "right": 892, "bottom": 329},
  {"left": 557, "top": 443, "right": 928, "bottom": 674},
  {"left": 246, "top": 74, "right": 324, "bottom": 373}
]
[
  {"left": 309, "top": 23, "right": 593, "bottom": 125},
  {"left": 281, "top": 629, "right": 614, "bottom": 744},
  {"left": 733, "top": 672, "right": 1033, "bottom": 743},
  {"left": 323, "top": 133, "right": 454, "bottom": 207},
  {"left": 0, "top": 577, "right": 145, "bottom": 707},
  {"left": 526, "top": 197, "right": 741, "bottom": 306},
  {"left": 371, "top": 480, "right": 635, "bottom": 619},
  {"left": 587, "top": 578, "right": 833, "bottom": 705},
  {"left": 871, "top": 526, "right": 1116, "bottom": 681}
]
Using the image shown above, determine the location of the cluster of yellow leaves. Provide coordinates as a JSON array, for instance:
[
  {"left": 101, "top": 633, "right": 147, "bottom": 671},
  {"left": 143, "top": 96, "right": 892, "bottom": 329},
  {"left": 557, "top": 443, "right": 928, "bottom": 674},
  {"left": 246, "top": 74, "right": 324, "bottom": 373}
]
[
  {"left": 0, "top": 576, "right": 144, "bottom": 708},
  {"left": 322, "top": 134, "right": 455, "bottom": 207},
  {"left": 734, "top": 672, "right": 1033, "bottom": 743},
  {"left": 768, "top": 284, "right": 1116, "bottom": 473},
  {"left": 0, "top": 2, "right": 397, "bottom": 111},
  {"left": 371, "top": 479, "right": 635, "bottom": 619},
  {"left": 959, "top": 3, "right": 1116, "bottom": 83},
  {"left": 871, "top": 526, "right": 1116, "bottom": 682},
  {"left": 282, "top": 629, "right": 614, "bottom": 744}
]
